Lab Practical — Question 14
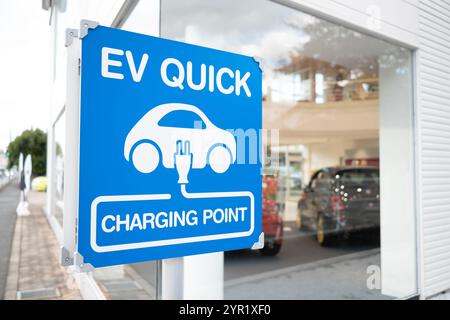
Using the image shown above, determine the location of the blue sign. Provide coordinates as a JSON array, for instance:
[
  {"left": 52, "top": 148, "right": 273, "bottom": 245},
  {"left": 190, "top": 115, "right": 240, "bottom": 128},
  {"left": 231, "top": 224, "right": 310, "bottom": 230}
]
[{"left": 78, "top": 25, "right": 262, "bottom": 268}]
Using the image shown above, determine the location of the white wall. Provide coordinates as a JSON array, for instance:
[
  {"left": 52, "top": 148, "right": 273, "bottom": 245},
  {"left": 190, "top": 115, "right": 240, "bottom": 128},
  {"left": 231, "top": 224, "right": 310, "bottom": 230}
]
[
  {"left": 276, "top": 0, "right": 419, "bottom": 48},
  {"left": 50, "top": 0, "right": 125, "bottom": 120},
  {"left": 51, "top": 0, "right": 450, "bottom": 300},
  {"left": 48, "top": 0, "right": 126, "bottom": 211},
  {"left": 305, "top": 138, "right": 379, "bottom": 180},
  {"left": 417, "top": 0, "right": 450, "bottom": 298},
  {"left": 47, "top": 0, "right": 126, "bottom": 301},
  {"left": 379, "top": 51, "right": 416, "bottom": 298}
]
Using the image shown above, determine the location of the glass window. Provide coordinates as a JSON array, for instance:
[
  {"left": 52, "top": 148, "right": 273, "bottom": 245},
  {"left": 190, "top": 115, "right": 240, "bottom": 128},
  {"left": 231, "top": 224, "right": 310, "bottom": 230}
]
[
  {"left": 158, "top": 110, "right": 206, "bottom": 129},
  {"left": 310, "top": 171, "right": 321, "bottom": 189},
  {"left": 288, "top": 157, "right": 302, "bottom": 197},
  {"left": 53, "top": 109, "right": 65, "bottom": 228},
  {"left": 160, "top": 0, "right": 415, "bottom": 299},
  {"left": 337, "top": 169, "right": 379, "bottom": 185},
  {"left": 315, "top": 170, "right": 330, "bottom": 189}
]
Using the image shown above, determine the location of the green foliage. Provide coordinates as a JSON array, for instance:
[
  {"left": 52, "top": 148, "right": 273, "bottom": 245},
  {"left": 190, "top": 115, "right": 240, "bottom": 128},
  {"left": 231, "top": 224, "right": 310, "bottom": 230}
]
[{"left": 7, "top": 129, "right": 47, "bottom": 176}]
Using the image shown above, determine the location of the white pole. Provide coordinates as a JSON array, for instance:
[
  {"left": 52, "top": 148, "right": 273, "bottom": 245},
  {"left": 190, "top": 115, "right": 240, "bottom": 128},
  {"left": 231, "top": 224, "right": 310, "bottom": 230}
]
[
  {"left": 24, "top": 154, "right": 32, "bottom": 196},
  {"left": 149, "top": 0, "right": 225, "bottom": 299},
  {"left": 16, "top": 153, "right": 30, "bottom": 216},
  {"left": 162, "top": 253, "right": 224, "bottom": 300}
]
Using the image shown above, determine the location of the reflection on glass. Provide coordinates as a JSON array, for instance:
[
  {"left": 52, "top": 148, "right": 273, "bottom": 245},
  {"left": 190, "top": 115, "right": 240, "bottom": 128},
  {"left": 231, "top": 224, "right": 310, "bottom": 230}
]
[
  {"left": 53, "top": 112, "right": 65, "bottom": 227},
  {"left": 162, "top": 0, "right": 412, "bottom": 299},
  {"left": 288, "top": 159, "right": 302, "bottom": 197}
]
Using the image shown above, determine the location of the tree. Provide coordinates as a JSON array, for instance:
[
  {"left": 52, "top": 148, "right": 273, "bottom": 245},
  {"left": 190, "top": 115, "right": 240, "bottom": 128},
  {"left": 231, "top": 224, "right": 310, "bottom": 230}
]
[{"left": 7, "top": 129, "right": 47, "bottom": 176}]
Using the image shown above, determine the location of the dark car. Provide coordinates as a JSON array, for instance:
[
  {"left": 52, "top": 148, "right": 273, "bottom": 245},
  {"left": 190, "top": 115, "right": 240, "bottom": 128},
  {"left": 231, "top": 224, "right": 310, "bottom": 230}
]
[{"left": 296, "top": 167, "right": 380, "bottom": 246}]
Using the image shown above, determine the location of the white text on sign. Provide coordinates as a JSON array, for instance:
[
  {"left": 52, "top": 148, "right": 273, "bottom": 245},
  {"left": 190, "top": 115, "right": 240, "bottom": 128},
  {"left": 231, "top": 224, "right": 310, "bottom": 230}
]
[
  {"left": 101, "top": 47, "right": 252, "bottom": 97},
  {"left": 101, "top": 206, "right": 249, "bottom": 233}
]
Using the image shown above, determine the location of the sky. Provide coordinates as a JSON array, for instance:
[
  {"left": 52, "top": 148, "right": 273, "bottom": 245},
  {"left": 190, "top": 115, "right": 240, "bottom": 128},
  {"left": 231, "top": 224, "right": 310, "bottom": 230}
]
[{"left": 0, "top": 0, "right": 51, "bottom": 151}]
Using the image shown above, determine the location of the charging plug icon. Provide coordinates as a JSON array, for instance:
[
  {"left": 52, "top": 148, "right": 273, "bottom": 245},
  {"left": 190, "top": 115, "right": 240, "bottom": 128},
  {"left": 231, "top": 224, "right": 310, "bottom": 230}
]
[{"left": 174, "top": 140, "right": 192, "bottom": 184}]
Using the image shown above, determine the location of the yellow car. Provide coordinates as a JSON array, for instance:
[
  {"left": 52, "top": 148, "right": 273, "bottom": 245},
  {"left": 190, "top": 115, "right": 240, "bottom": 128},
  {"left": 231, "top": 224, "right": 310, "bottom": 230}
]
[{"left": 31, "top": 176, "right": 48, "bottom": 192}]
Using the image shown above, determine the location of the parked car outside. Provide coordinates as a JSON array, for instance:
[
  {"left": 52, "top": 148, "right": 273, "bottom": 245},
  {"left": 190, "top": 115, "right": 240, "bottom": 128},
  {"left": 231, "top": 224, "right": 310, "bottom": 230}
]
[
  {"left": 31, "top": 176, "right": 48, "bottom": 192},
  {"left": 296, "top": 166, "right": 379, "bottom": 246}
]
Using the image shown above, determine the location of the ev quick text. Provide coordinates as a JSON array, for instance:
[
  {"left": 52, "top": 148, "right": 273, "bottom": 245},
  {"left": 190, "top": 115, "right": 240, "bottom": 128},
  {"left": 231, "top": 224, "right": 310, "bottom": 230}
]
[{"left": 101, "top": 47, "right": 252, "bottom": 97}]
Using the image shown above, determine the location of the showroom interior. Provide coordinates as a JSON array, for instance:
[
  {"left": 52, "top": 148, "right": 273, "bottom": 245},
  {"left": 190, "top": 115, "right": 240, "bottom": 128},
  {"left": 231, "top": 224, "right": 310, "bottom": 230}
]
[
  {"left": 44, "top": 0, "right": 450, "bottom": 300},
  {"left": 158, "top": 0, "right": 414, "bottom": 299}
]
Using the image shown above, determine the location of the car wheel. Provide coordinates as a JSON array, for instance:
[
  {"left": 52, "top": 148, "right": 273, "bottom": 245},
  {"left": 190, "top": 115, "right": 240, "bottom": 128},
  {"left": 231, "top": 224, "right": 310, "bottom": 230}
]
[
  {"left": 132, "top": 142, "right": 159, "bottom": 173},
  {"left": 296, "top": 206, "right": 304, "bottom": 230},
  {"left": 209, "top": 145, "right": 231, "bottom": 173},
  {"left": 316, "top": 214, "right": 338, "bottom": 247},
  {"left": 259, "top": 242, "right": 282, "bottom": 256}
]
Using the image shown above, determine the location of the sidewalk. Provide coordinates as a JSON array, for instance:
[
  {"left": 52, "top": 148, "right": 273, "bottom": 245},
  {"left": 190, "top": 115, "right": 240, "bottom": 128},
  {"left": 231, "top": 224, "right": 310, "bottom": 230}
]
[{"left": 4, "top": 190, "right": 81, "bottom": 300}]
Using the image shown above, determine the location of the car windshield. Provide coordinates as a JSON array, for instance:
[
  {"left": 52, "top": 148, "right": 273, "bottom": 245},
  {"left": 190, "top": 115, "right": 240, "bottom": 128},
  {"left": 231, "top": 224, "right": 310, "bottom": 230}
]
[
  {"left": 335, "top": 169, "right": 379, "bottom": 185},
  {"left": 158, "top": 110, "right": 206, "bottom": 129}
]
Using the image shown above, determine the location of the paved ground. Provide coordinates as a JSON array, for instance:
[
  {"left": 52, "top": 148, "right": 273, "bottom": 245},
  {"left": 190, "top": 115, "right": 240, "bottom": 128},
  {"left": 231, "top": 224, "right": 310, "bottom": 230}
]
[
  {"left": 129, "top": 261, "right": 157, "bottom": 291},
  {"left": 3, "top": 190, "right": 81, "bottom": 300},
  {"left": 1, "top": 185, "right": 150, "bottom": 300},
  {"left": 224, "top": 221, "right": 379, "bottom": 280},
  {"left": 92, "top": 264, "right": 156, "bottom": 300},
  {"left": 0, "top": 187, "right": 444, "bottom": 300},
  {"left": 130, "top": 221, "right": 381, "bottom": 299},
  {"left": 225, "top": 249, "right": 390, "bottom": 299},
  {"left": 0, "top": 180, "right": 18, "bottom": 299},
  {"left": 224, "top": 223, "right": 384, "bottom": 299},
  {"left": 0, "top": 183, "right": 444, "bottom": 300},
  {"left": 430, "top": 291, "right": 450, "bottom": 300}
]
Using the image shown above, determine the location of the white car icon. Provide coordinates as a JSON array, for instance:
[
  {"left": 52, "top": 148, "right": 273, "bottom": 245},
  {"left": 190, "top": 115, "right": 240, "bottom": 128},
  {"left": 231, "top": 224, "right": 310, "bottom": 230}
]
[{"left": 124, "top": 103, "right": 236, "bottom": 174}]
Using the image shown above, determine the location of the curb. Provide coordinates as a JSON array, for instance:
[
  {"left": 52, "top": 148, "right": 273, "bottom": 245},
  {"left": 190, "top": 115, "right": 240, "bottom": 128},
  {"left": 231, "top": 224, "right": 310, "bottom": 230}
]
[{"left": 4, "top": 215, "right": 22, "bottom": 300}]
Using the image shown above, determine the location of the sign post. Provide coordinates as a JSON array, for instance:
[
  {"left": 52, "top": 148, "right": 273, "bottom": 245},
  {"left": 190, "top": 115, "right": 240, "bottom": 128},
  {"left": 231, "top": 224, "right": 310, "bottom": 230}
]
[
  {"left": 24, "top": 154, "right": 32, "bottom": 195},
  {"left": 63, "top": 20, "right": 263, "bottom": 298},
  {"left": 16, "top": 152, "right": 30, "bottom": 216}
]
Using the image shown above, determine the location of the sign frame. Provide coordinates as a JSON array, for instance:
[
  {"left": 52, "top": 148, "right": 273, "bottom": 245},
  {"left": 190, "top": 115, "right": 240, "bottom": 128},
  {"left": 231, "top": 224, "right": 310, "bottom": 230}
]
[{"left": 61, "top": 20, "right": 264, "bottom": 272}]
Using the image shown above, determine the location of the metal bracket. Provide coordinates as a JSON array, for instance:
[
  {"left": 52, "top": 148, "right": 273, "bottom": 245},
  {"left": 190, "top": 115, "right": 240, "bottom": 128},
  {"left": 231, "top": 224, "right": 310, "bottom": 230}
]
[
  {"left": 74, "top": 252, "right": 95, "bottom": 273},
  {"left": 79, "top": 19, "right": 99, "bottom": 39},
  {"left": 65, "top": 28, "right": 78, "bottom": 47},
  {"left": 251, "top": 232, "right": 265, "bottom": 250},
  {"left": 60, "top": 247, "right": 74, "bottom": 266}
]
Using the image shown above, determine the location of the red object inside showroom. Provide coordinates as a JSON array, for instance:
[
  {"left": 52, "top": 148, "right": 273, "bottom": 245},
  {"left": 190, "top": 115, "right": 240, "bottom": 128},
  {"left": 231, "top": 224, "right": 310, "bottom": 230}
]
[{"left": 261, "top": 175, "right": 284, "bottom": 256}]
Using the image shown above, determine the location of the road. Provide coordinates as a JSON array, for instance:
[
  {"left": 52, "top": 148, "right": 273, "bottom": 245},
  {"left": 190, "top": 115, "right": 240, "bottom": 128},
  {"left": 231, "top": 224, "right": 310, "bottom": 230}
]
[
  {"left": 0, "top": 181, "right": 18, "bottom": 299},
  {"left": 130, "top": 221, "right": 379, "bottom": 294}
]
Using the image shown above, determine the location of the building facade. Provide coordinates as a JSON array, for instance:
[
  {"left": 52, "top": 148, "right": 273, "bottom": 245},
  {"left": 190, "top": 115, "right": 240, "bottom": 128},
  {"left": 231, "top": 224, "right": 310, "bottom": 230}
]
[{"left": 45, "top": 0, "right": 450, "bottom": 299}]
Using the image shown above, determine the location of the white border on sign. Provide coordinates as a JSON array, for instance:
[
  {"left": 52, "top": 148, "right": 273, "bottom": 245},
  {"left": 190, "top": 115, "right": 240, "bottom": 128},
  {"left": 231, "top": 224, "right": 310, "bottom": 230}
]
[{"left": 90, "top": 192, "right": 255, "bottom": 253}]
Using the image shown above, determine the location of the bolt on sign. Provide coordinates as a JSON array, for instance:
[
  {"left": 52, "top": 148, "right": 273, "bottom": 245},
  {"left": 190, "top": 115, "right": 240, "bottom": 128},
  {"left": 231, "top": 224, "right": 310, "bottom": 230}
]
[{"left": 63, "top": 21, "right": 262, "bottom": 269}]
